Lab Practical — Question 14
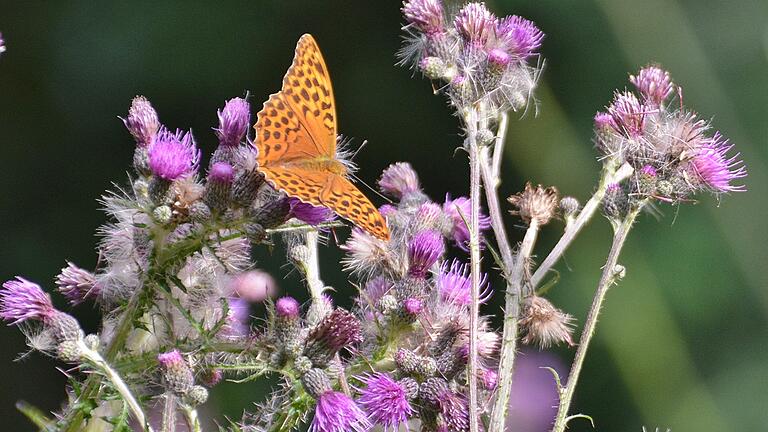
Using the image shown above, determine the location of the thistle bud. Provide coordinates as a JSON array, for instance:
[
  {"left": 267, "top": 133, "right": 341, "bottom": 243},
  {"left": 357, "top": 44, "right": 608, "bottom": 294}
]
[
  {"left": 184, "top": 385, "right": 209, "bottom": 407},
  {"left": 638, "top": 164, "right": 658, "bottom": 196},
  {"left": 243, "top": 223, "right": 266, "bottom": 244},
  {"left": 304, "top": 308, "right": 361, "bottom": 367},
  {"left": 395, "top": 348, "right": 437, "bottom": 377},
  {"left": 559, "top": 196, "right": 580, "bottom": 219},
  {"left": 251, "top": 197, "right": 292, "bottom": 229},
  {"left": 603, "top": 182, "right": 628, "bottom": 220},
  {"left": 189, "top": 201, "right": 212, "bottom": 222},
  {"left": 420, "top": 56, "right": 450, "bottom": 81},
  {"left": 203, "top": 162, "right": 235, "bottom": 212},
  {"left": 231, "top": 169, "right": 265, "bottom": 208},
  {"left": 508, "top": 182, "right": 559, "bottom": 226},
  {"left": 157, "top": 350, "right": 195, "bottom": 395},
  {"left": 123, "top": 96, "right": 160, "bottom": 148},
  {"left": 153, "top": 205, "right": 173, "bottom": 225},
  {"left": 301, "top": 368, "right": 332, "bottom": 398},
  {"left": 56, "top": 340, "right": 82, "bottom": 363}
]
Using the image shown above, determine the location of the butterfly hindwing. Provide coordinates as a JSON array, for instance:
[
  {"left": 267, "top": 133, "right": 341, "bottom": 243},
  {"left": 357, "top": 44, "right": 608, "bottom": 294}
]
[{"left": 321, "top": 175, "right": 389, "bottom": 241}]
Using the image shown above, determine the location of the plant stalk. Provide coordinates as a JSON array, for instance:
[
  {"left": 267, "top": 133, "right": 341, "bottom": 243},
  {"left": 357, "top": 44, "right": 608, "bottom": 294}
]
[
  {"left": 530, "top": 161, "right": 633, "bottom": 288},
  {"left": 488, "top": 219, "right": 539, "bottom": 432},
  {"left": 551, "top": 208, "right": 640, "bottom": 432},
  {"left": 464, "top": 106, "right": 482, "bottom": 432}
]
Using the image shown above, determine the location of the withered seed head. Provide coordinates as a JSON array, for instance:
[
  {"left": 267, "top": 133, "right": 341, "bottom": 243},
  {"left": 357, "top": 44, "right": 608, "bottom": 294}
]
[{"left": 508, "top": 182, "right": 559, "bottom": 226}]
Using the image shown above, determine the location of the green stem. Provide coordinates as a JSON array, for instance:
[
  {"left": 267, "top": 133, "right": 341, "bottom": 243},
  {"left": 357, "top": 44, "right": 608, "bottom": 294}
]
[{"left": 551, "top": 208, "right": 640, "bottom": 432}]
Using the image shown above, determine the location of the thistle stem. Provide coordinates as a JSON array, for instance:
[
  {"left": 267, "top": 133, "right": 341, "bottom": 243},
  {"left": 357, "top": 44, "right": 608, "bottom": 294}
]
[
  {"left": 489, "top": 219, "right": 539, "bottom": 432},
  {"left": 183, "top": 406, "right": 202, "bottom": 432},
  {"left": 464, "top": 106, "right": 482, "bottom": 432},
  {"left": 79, "top": 342, "right": 153, "bottom": 431},
  {"left": 161, "top": 393, "right": 177, "bottom": 432},
  {"left": 551, "top": 208, "right": 640, "bottom": 432},
  {"left": 531, "top": 161, "right": 633, "bottom": 288},
  {"left": 490, "top": 112, "right": 509, "bottom": 185},
  {"left": 304, "top": 230, "right": 325, "bottom": 301}
]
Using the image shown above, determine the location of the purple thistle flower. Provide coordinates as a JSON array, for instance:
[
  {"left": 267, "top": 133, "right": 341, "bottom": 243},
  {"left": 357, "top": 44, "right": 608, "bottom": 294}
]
[
  {"left": 148, "top": 128, "right": 200, "bottom": 180},
  {"left": 362, "top": 277, "right": 391, "bottom": 306},
  {"left": 607, "top": 91, "right": 647, "bottom": 138},
  {"left": 357, "top": 373, "right": 413, "bottom": 430},
  {"left": 454, "top": 3, "right": 496, "bottom": 47},
  {"left": 404, "top": 297, "right": 423, "bottom": 315},
  {"left": 487, "top": 48, "right": 511, "bottom": 67},
  {"left": 408, "top": 230, "right": 444, "bottom": 277},
  {"left": 311, "top": 390, "right": 371, "bottom": 432},
  {"left": 378, "top": 162, "right": 421, "bottom": 200},
  {"left": 379, "top": 204, "right": 397, "bottom": 218},
  {"left": 208, "top": 161, "right": 235, "bottom": 184},
  {"left": 55, "top": 262, "right": 99, "bottom": 306},
  {"left": 630, "top": 65, "right": 674, "bottom": 107},
  {"left": 690, "top": 132, "right": 747, "bottom": 193},
  {"left": 0, "top": 32, "right": 6, "bottom": 55},
  {"left": 122, "top": 96, "right": 160, "bottom": 148},
  {"left": 496, "top": 15, "right": 545, "bottom": 59},
  {"left": 593, "top": 111, "right": 615, "bottom": 131},
  {"left": 640, "top": 164, "right": 657, "bottom": 177},
  {"left": 0, "top": 277, "right": 58, "bottom": 325},
  {"left": 157, "top": 349, "right": 185, "bottom": 368},
  {"left": 442, "top": 195, "right": 491, "bottom": 250},
  {"left": 402, "top": 0, "right": 445, "bottom": 35},
  {"left": 479, "top": 368, "right": 498, "bottom": 390},
  {"left": 288, "top": 197, "right": 335, "bottom": 225},
  {"left": 276, "top": 296, "right": 300, "bottom": 319},
  {"left": 215, "top": 97, "right": 250, "bottom": 147},
  {"left": 437, "top": 260, "right": 491, "bottom": 306}
]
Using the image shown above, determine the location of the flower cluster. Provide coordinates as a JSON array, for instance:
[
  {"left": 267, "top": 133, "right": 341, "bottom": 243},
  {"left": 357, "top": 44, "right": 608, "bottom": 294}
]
[
  {"left": 400, "top": 0, "right": 544, "bottom": 112},
  {"left": 595, "top": 65, "right": 746, "bottom": 214}
]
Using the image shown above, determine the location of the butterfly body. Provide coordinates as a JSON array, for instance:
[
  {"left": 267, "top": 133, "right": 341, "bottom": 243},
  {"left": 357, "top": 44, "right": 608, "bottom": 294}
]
[{"left": 254, "top": 34, "right": 390, "bottom": 241}]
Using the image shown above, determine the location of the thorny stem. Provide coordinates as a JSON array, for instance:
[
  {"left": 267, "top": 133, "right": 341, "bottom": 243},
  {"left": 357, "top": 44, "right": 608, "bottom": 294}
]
[
  {"left": 530, "top": 161, "right": 633, "bottom": 288},
  {"left": 489, "top": 219, "right": 540, "bottom": 432},
  {"left": 551, "top": 207, "right": 641, "bottom": 432},
  {"left": 79, "top": 342, "right": 152, "bottom": 431}
]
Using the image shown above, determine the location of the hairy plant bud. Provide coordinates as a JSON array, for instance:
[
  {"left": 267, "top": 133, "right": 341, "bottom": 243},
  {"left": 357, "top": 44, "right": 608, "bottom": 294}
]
[
  {"left": 603, "top": 183, "right": 628, "bottom": 220},
  {"left": 395, "top": 348, "right": 437, "bottom": 377},
  {"left": 158, "top": 350, "right": 195, "bottom": 395},
  {"left": 398, "top": 377, "right": 420, "bottom": 400},
  {"left": 243, "top": 223, "right": 266, "bottom": 244},
  {"left": 304, "top": 309, "right": 361, "bottom": 367},
  {"left": 56, "top": 339, "right": 82, "bottom": 363},
  {"left": 184, "top": 385, "right": 209, "bottom": 407},
  {"left": 301, "top": 368, "right": 332, "bottom": 398},
  {"left": 251, "top": 198, "right": 291, "bottom": 229},
  {"left": 295, "top": 356, "right": 313, "bottom": 374},
  {"left": 559, "top": 196, "right": 580, "bottom": 218},
  {"left": 231, "top": 170, "right": 265, "bottom": 208},
  {"left": 153, "top": 205, "right": 173, "bottom": 225},
  {"left": 189, "top": 201, "right": 212, "bottom": 222}
]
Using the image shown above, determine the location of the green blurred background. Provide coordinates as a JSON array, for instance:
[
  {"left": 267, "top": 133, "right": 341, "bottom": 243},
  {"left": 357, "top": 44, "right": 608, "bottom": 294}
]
[{"left": 1, "top": 1, "right": 766, "bottom": 431}]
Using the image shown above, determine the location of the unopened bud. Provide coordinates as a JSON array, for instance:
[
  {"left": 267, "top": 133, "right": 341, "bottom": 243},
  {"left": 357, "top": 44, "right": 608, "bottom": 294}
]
[
  {"left": 184, "top": 385, "right": 209, "bottom": 406},
  {"left": 301, "top": 368, "right": 332, "bottom": 398},
  {"left": 153, "top": 205, "right": 173, "bottom": 225}
]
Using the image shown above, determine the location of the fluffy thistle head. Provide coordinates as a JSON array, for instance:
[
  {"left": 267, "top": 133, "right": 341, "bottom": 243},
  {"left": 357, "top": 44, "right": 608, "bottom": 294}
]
[
  {"left": 507, "top": 182, "right": 559, "bottom": 226},
  {"left": 520, "top": 296, "right": 575, "bottom": 348},
  {"left": 1, "top": 277, "right": 58, "bottom": 325}
]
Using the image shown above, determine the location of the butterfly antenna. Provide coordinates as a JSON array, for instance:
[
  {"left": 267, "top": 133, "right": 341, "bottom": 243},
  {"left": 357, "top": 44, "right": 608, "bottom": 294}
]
[
  {"left": 350, "top": 139, "right": 368, "bottom": 161},
  {"left": 350, "top": 172, "right": 394, "bottom": 204}
]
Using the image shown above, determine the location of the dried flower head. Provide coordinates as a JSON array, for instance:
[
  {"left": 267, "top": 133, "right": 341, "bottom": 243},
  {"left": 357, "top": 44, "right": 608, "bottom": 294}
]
[
  {"left": 508, "top": 182, "right": 559, "bottom": 226},
  {"left": 520, "top": 296, "right": 575, "bottom": 348},
  {"left": 215, "top": 97, "right": 250, "bottom": 147},
  {"left": 357, "top": 372, "right": 414, "bottom": 430},
  {"left": 341, "top": 228, "right": 395, "bottom": 277}
]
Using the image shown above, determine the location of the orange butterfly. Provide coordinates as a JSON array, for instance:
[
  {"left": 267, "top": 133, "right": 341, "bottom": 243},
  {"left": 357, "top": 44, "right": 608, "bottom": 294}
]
[{"left": 253, "top": 34, "right": 390, "bottom": 241}]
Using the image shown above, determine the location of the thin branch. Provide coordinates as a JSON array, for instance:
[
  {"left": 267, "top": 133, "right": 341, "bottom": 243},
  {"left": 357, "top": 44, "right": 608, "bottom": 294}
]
[
  {"left": 551, "top": 207, "right": 641, "bottom": 432},
  {"left": 490, "top": 112, "right": 509, "bottom": 185},
  {"left": 531, "top": 161, "right": 633, "bottom": 288}
]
